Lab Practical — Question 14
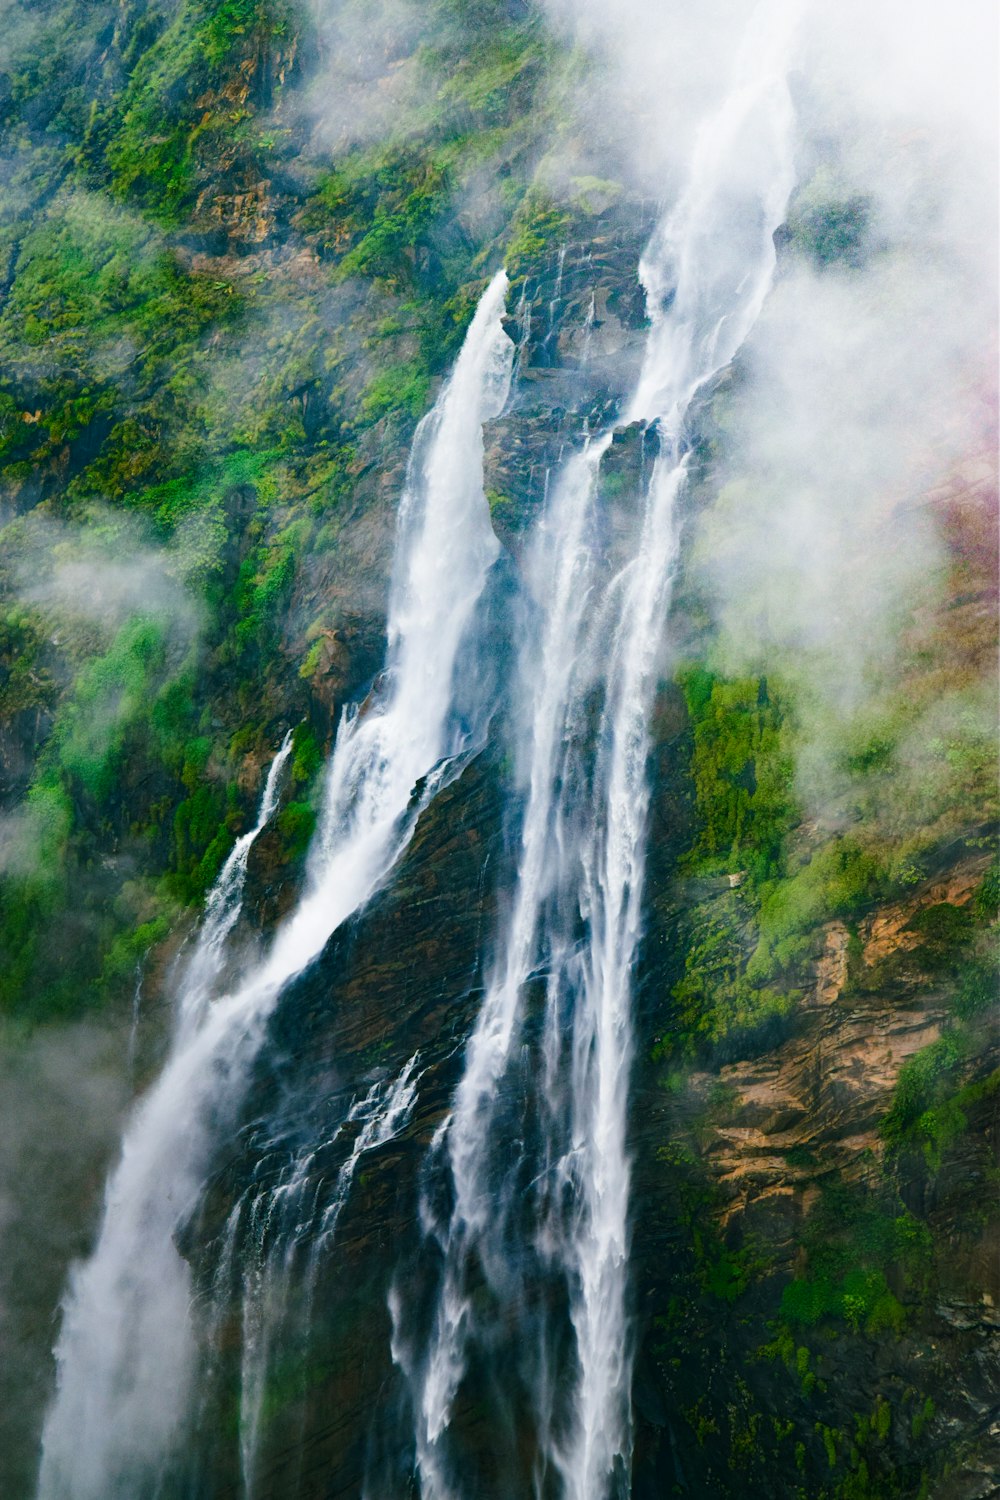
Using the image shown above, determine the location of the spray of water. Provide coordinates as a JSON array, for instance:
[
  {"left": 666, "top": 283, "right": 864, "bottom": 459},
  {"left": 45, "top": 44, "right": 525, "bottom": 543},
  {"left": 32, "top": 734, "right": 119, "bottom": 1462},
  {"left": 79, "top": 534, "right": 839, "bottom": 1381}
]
[
  {"left": 36, "top": 271, "right": 514, "bottom": 1500},
  {"left": 397, "top": 6, "right": 797, "bottom": 1496}
]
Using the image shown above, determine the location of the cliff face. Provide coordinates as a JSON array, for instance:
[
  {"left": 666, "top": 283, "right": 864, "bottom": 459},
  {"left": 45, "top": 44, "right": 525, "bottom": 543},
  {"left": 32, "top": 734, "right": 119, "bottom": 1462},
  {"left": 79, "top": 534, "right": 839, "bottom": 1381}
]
[
  {"left": 474, "top": 204, "right": 1000, "bottom": 1496},
  {"left": 0, "top": 4, "right": 997, "bottom": 1499},
  {"left": 630, "top": 856, "right": 999, "bottom": 1499}
]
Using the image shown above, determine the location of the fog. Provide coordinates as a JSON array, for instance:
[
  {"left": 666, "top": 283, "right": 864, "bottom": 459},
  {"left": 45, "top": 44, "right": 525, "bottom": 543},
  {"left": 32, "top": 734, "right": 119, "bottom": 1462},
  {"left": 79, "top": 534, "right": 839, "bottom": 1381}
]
[
  {"left": 0, "top": 1022, "right": 133, "bottom": 1500},
  {"left": 534, "top": 0, "right": 996, "bottom": 822}
]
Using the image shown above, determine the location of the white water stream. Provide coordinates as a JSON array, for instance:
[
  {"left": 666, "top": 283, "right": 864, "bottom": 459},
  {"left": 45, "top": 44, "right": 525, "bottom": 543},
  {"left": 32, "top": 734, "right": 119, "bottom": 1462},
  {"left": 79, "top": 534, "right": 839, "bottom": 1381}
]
[
  {"left": 176, "top": 728, "right": 293, "bottom": 1040},
  {"left": 236, "top": 1052, "right": 422, "bottom": 1498},
  {"left": 400, "top": 6, "right": 797, "bottom": 1497},
  {"left": 36, "top": 270, "right": 514, "bottom": 1500}
]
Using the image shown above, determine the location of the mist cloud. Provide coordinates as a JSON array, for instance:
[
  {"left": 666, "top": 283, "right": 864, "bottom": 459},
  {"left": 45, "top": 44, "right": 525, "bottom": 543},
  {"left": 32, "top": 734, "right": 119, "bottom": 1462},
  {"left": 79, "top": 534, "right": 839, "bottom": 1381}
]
[
  {"left": 535, "top": 0, "right": 995, "bottom": 825},
  {"left": 0, "top": 508, "right": 205, "bottom": 877},
  {"left": 296, "top": 0, "right": 426, "bottom": 153}
]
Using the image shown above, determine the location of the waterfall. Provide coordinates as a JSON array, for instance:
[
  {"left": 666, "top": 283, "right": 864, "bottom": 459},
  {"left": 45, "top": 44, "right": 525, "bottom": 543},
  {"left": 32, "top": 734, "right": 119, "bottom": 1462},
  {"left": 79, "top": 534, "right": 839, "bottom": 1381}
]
[
  {"left": 237, "top": 1052, "right": 423, "bottom": 1499},
  {"left": 36, "top": 270, "right": 514, "bottom": 1500},
  {"left": 398, "top": 5, "right": 797, "bottom": 1497},
  {"left": 177, "top": 728, "right": 293, "bottom": 1038}
]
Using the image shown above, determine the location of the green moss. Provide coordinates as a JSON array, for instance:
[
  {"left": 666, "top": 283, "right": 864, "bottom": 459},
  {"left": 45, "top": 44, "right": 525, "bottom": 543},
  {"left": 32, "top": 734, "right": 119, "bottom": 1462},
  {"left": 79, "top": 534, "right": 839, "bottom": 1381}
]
[
  {"left": 911, "top": 1397, "right": 935, "bottom": 1440},
  {"left": 873, "top": 1398, "right": 891, "bottom": 1442},
  {"left": 360, "top": 363, "right": 433, "bottom": 425},
  {"left": 437, "top": 28, "right": 548, "bottom": 113},
  {"left": 973, "top": 860, "right": 1000, "bottom": 921},
  {"left": 0, "top": 0, "right": 566, "bottom": 1032},
  {"left": 235, "top": 516, "right": 309, "bottom": 651},
  {"left": 817, "top": 1423, "right": 838, "bottom": 1469},
  {"left": 339, "top": 161, "right": 450, "bottom": 291},
  {"left": 678, "top": 670, "right": 795, "bottom": 885},
  {"left": 276, "top": 800, "right": 316, "bottom": 860},
  {"left": 668, "top": 904, "right": 793, "bottom": 1049},
  {"left": 200, "top": 0, "right": 290, "bottom": 67},
  {"left": 907, "top": 902, "right": 974, "bottom": 967},
  {"left": 751, "top": 838, "right": 889, "bottom": 983},
  {"left": 779, "top": 1181, "right": 930, "bottom": 1340},
  {"left": 50, "top": 616, "right": 169, "bottom": 804},
  {"left": 881, "top": 1033, "right": 969, "bottom": 1155},
  {"left": 298, "top": 639, "right": 325, "bottom": 681},
  {"left": 786, "top": 169, "right": 871, "bottom": 269},
  {"left": 100, "top": 915, "right": 171, "bottom": 995},
  {"left": 0, "top": 188, "right": 234, "bottom": 385},
  {"left": 101, "top": 0, "right": 292, "bottom": 223},
  {"left": 505, "top": 190, "right": 572, "bottom": 287},
  {"left": 290, "top": 723, "right": 322, "bottom": 785},
  {"left": 0, "top": 608, "right": 56, "bottom": 717},
  {"left": 170, "top": 781, "right": 238, "bottom": 903},
  {"left": 700, "top": 1241, "right": 758, "bottom": 1304}
]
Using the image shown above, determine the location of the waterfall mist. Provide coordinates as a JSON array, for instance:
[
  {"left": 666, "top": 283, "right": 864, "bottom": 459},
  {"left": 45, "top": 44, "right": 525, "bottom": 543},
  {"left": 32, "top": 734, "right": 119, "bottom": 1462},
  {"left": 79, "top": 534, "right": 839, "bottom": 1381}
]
[{"left": 537, "top": 0, "right": 997, "bottom": 813}]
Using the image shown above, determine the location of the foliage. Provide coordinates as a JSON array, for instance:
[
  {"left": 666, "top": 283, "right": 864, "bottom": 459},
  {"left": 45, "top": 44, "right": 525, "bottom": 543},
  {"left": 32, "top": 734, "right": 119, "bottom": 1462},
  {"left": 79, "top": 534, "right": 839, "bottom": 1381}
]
[
  {"left": 276, "top": 800, "right": 316, "bottom": 861},
  {"left": 668, "top": 903, "right": 793, "bottom": 1049},
  {"left": 789, "top": 195, "right": 871, "bottom": 269},
  {"left": 906, "top": 902, "right": 974, "bottom": 968},
  {"left": 751, "top": 838, "right": 889, "bottom": 981},
  {"left": 778, "top": 1181, "right": 930, "bottom": 1340},
  {"left": 48, "top": 615, "right": 168, "bottom": 803},
  {"left": 360, "top": 363, "right": 433, "bottom": 425},
  {"left": 290, "top": 722, "right": 323, "bottom": 785},
  {"left": 101, "top": 0, "right": 292, "bottom": 222},
  {"left": 0, "top": 607, "right": 56, "bottom": 717},
  {"left": 170, "top": 782, "right": 237, "bottom": 901},
  {"left": 782, "top": 1267, "right": 905, "bottom": 1337},
  {"left": 678, "top": 668, "right": 795, "bottom": 886},
  {"left": 100, "top": 914, "right": 171, "bottom": 994},
  {"left": 786, "top": 166, "right": 872, "bottom": 269},
  {"left": 881, "top": 1030, "right": 997, "bottom": 1170}
]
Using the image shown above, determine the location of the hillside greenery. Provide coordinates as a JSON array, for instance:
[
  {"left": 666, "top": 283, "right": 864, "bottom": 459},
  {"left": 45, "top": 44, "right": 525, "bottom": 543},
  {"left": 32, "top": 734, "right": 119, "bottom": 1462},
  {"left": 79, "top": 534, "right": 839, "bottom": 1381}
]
[{"left": 0, "top": 0, "right": 569, "bottom": 1022}]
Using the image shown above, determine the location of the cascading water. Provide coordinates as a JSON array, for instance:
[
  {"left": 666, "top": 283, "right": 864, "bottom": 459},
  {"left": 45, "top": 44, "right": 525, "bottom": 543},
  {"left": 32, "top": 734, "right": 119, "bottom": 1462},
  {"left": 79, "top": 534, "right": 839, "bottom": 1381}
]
[
  {"left": 396, "top": 5, "right": 797, "bottom": 1497},
  {"left": 178, "top": 728, "right": 293, "bottom": 1039},
  {"left": 36, "top": 270, "right": 514, "bottom": 1500},
  {"left": 236, "top": 1052, "right": 423, "bottom": 1498}
]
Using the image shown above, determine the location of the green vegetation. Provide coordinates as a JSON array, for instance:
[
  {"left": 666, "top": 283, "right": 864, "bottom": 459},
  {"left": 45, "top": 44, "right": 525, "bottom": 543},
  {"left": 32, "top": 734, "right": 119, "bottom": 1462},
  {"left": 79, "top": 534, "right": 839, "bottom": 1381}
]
[
  {"left": 679, "top": 668, "right": 795, "bottom": 885},
  {"left": 505, "top": 190, "right": 572, "bottom": 288},
  {"left": 0, "top": 6, "right": 994, "bottom": 1498},
  {"left": 785, "top": 166, "right": 872, "bottom": 269},
  {"left": 657, "top": 669, "right": 803, "bottom": 1049},
  {"left": 751, "top": 837, "right": 888, "bottom": 981},
  {"left": 649, "top": 664, "right": 995, "bottom": 1487},
  {"left": 776, "top": 1182, "right": 928, "bottom": 1338},
  {"left": 789, "top": 194, "right": 871, "bottom": 269},
  {"left": 0, "top": 0, "right": 568, "bottom": 1023},
  {"left": 276, "top": 800, "right": 316, "bottom": 861},
  {"left": 102, "top": 0, "right": 294, "bottom": 225},
  {"left": 49, "top": 615, "right": 168, "bottom": 802}
]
